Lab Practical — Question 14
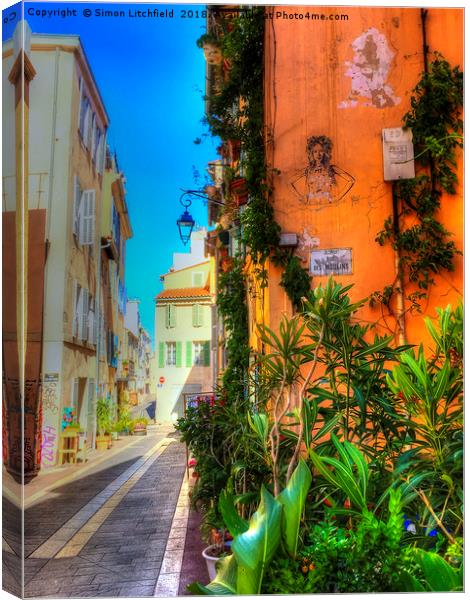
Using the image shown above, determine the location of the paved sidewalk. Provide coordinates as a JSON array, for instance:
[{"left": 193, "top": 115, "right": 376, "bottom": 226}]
[{"left": 3, "top": 426, "right": 190, "bottom": 598}]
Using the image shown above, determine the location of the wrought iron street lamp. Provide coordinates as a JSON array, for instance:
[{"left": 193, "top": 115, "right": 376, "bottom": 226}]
[
  {"left": 177, "top": 194, "right": 196, "bottom": 245},
  {"left": 176, "top": 189, "right": 224, "bottom": 245}
]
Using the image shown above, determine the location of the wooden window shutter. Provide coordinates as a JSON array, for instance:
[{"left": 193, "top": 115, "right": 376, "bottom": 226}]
[
  {"left": 158, "top": 342, "right": 165, "bottom": 368},
  {"left": 72, "top": 176, "right": 81, "bottom": 236},
  {"left": 80, "top": 190, "right": 95, "bottom": 246},
  {"left": 76, "top": 284, "right": 84, "bottom": 338},
  {"left": 81, "top": 290, "right": 89, "bottom": 340},
  {"left": 88, "top": 295, "right": 95, "bottom": 343},
  {"left": 203, "top": 341, "right": 210, "bottom": 367},
  {"left": 98, "top": 132, "right": 107, "bottom": 174},
  {"left": 77, "top": 77, "right": 83, "bottom": 128},
  {"left": 72, "top": 279, "right": 79, "bottom": 336},
  {"left": 193, "top": 304, "right": 204, "bottom": 327},
  {"left": 176, "top": 342, "right": 182, "bottom": 368},
  {"left": 198, "top": 304, "right": 204, "bottom": 327},
  {"left": 186, "top": 341, "right": 192, "bottom": 367}
]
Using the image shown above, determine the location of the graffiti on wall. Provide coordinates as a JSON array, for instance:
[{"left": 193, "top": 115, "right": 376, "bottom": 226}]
[
  {"left": 42, "top": 375, "right": 59, "bottom": 414},
  {"left": 339, "top": 27, "right": 400, "bottom": 109},
  {"left": 41, "top": 425, "right": 57, "bottom": 465},
  {"left": 290, "top": 136, "right": 355, "bottom": 207},
  {"left": 41, "top": 373, "right": 60, "bottom": 467}
]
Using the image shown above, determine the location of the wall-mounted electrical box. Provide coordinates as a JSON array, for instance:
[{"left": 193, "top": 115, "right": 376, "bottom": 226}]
[
  {"left": 382, "top": 128, "right": 415, "bottom": 181},
  {"left": 279, "top": 233, "right": 298, "bottom": 247}
]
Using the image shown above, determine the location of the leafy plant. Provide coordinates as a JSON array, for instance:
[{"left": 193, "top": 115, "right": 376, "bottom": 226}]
[
  {"left": 96, "top": 399, "right": 111, "bottom": 436},
  {"left": 399, "top": 548, "right": 463, "bottom": 592},
  {"left": 373, "top": 55, "right": 463, "bottom": 308},
  {"left": 190, "top": 460, "right": 312, "bottom": 595},
  {"left": 302, "top": 278, "right": 409, "bottom": 465},
  {"left": 386, "top": 306, "right": 463, "bottom": 542},
  {"left": 278, "top": 255, "right": 312, "bottom": 311}
]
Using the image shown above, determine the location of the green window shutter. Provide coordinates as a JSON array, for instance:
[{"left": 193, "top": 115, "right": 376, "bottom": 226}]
[
  {"left": 165, "top": 305, "right": 170, "bottom": 328},
  {"left": 186, "top": 341, "right": 192, "bottom": 367},
  {"left": 193, "top": 304, "right": 204, "bottom": 327},
  {"left": 169, "top": 304, "right": 176, "bottom": 328},
  {"left": 198, "top": 304, "right": 204, "bottom": 327},
  {"left": 176, "top": 341, "right": 182, "bottom": 367},
  {"left": 158, "top": 342, "right": 165, "bottom": 368},
  {"left": 203, "top": 341, "right": 210, "bottom": 367}
]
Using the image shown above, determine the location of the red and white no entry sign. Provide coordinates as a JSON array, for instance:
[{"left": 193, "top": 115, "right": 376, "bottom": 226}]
[{"left": 159, "top": 376, "right": 165, "bottom": 384}]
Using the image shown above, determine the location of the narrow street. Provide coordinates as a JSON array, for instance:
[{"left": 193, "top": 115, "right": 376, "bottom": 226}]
[{"left": 3, "top": 426, "right": 193, "bottom": 598}]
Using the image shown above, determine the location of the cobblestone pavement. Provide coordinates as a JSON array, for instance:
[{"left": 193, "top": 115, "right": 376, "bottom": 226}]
[{"left": 3, "top": 427, "right": 188, "bottom": 598}]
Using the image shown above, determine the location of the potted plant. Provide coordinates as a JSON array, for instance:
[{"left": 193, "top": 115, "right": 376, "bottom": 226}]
[
  {"left": 200, "top": 508, "right": 232, "bottom": 580},
  {"left": 96, "top": 399, "right": 111, "bottom": 450},
  {"left": 116, "top": 409, "right": 132, "bottom": 437},
  {"left": 132, "top": 417, "right": 149, "bottom": 436},
  {"left": 111, "top": 422, "right": 120, "bottom": 441}
]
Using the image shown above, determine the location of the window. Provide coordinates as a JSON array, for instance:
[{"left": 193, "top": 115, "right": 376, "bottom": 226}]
[
  {"left": 73, "top": 282, "right": 94, "bottom": 343},
  {"left": 166, "top": 342, "right": 176, "bottom": 366},
  {"left": 193, "top": 341, "right": 205, "bottom": 366},
  {"left": 72, "top": 177, "right": 96, "bottom": 248},
  {"left": 165, "top": 304, "right": 176, "bottom": 328},
  {"left": 193, "top": 341, "right": 210, "bottom": 367},
  {"left": 192, "top": 303, "right": 204, "bottom": 327}
]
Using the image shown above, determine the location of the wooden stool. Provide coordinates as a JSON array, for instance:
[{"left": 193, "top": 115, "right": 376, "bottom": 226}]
[{"left": 58, "top": 430, "right": 79, "bottom": 465}]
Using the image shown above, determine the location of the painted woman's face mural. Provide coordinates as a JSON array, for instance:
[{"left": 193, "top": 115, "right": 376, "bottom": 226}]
[{"left": 289, "top": 135, "right": 355, "bottom": 208}]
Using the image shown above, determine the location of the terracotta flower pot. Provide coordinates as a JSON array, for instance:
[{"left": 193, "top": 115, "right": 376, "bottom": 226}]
[{"left": 96, "top": 436, "right": 108, "bottom": 451}]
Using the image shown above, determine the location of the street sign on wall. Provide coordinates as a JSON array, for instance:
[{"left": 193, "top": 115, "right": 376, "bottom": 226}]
[{"left": 310, "top": 248, "right": 353, "bottom": 276}]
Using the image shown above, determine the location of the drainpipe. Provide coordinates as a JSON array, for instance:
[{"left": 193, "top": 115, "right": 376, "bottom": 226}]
[
  {"left": 95, "top": 240, "right": 111, "bottom": 448},
  {"left": 392, "top": 184, "right": 406, "bottom": 345},
  {"left": 390, "top": 8, "right": 431, "bottom": 346}
]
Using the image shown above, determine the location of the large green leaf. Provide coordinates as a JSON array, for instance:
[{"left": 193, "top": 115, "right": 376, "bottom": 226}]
[
  {"left": 414, "top": 548, "right": 462, "bottom": 591},
  {"left": 397, "top": 570, "right": 426, "bottom": 592},
  {"left": 232, "top": 486, "right": 282, "bottom": 594},
  {"left": 187, "top": 554, "right": 238, "bottom": 595},
  {"left": 277, "top": 459, "right": 312, "bottom": 557},
  {"left": 248, "top": 412, "right": 269, "bottom": 447},
  {"left": 219, "top": 489, "right": 249, "bottom": 538}
]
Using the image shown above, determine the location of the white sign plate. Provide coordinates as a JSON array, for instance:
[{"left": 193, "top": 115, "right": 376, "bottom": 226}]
[
  {"left": 310, "top": 248, "right": 353, "bottom": 276},
  {"left": 383, "top": 127, "right": 415, "bottom": 181}
]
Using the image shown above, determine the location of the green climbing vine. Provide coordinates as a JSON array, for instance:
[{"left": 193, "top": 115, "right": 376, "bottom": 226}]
[
  {"left": 216, "top": 258, "right": 250, "bottom": 402},
  {"left": 372, "top": 55, "right": 463, "bottom": 310},
  {"left": 201, "top": 6, "right": 311, "bottom": 308}
]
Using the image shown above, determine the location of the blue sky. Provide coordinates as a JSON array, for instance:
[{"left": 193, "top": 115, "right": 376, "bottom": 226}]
[{"left": 2, "top": 1, "right": 216, "bottom": 344}]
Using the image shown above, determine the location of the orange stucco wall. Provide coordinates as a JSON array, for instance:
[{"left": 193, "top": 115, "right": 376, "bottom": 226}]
[{"left": 264, "top": 6, "right": 463, "bottom": 348}]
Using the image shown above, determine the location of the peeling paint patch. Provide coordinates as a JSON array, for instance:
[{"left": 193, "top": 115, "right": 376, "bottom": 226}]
[
  {"left": 298, "top": 228, "right": 320, "bottom": 252},
  {"left": 339, "top": 27, "right": 400, "bottom": 109}
]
